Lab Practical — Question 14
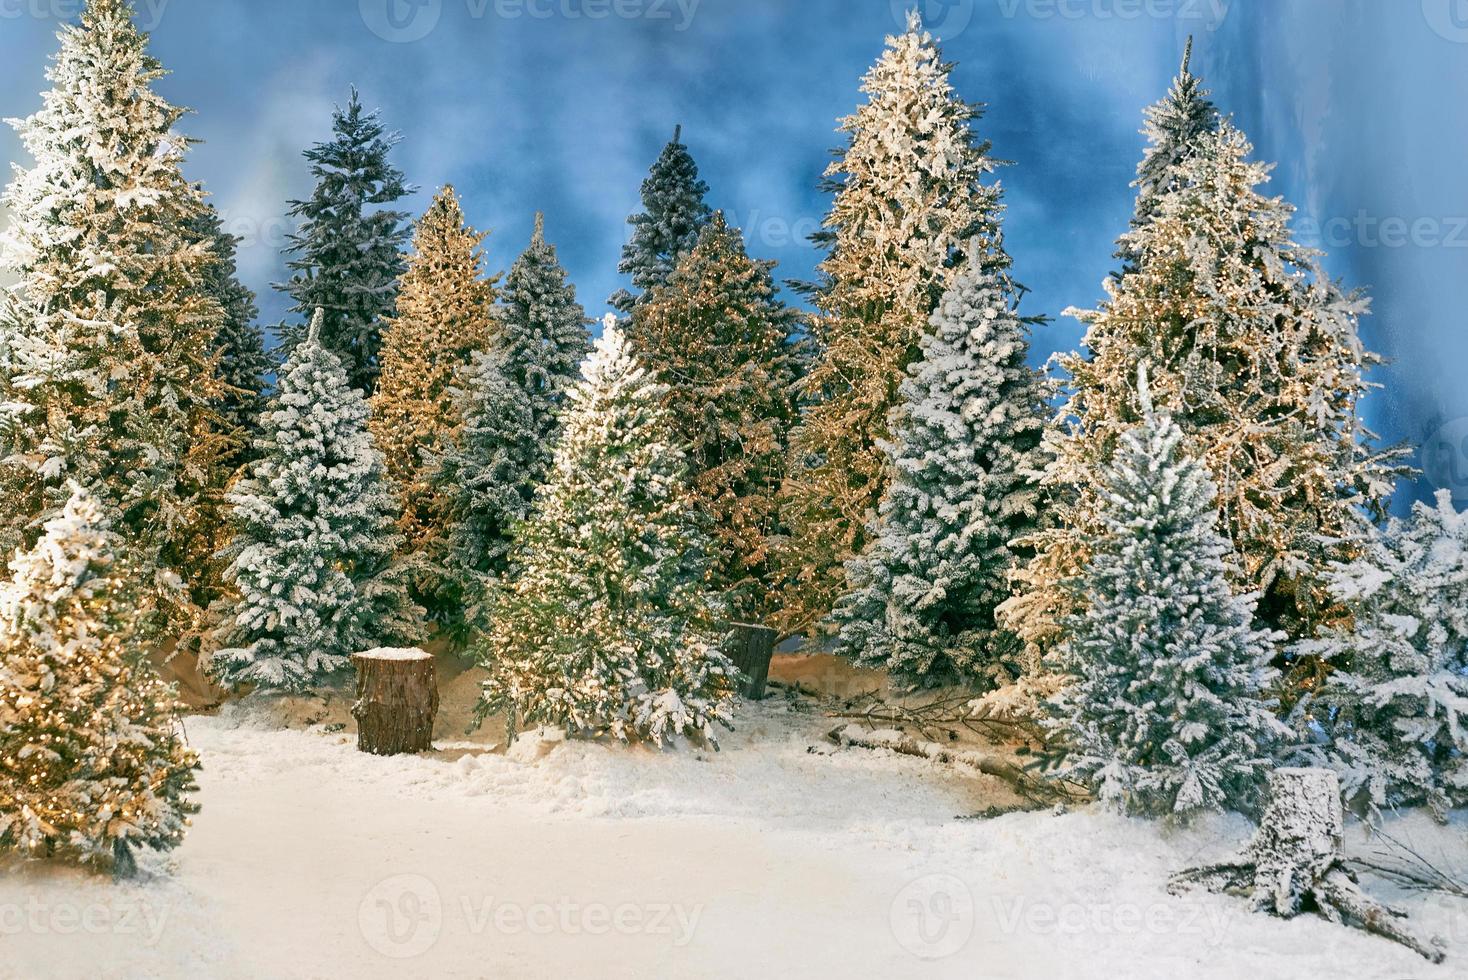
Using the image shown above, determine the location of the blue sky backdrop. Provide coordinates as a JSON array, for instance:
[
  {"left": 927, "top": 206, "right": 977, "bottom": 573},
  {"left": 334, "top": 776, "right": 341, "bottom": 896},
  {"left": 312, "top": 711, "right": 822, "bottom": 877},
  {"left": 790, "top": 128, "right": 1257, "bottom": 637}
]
[{"left": 1, "top": 0, "right": 1465, "bottom": 509}]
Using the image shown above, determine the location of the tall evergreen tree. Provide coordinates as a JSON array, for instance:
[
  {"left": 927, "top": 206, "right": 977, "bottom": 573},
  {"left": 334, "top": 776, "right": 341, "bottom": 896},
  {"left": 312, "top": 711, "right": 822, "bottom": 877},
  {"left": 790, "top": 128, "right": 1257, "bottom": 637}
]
[
  {"left": 475, "top": 326, "right": 739, "bottom": 747},
  {"left": 371, "top": 186, "right": 498, "bottom": 559},
  {"left": 630, "top": 214, "right": 802, "bottom": 623},
  {"left": 0, "top": 486, "right": 200, "bottom": 876},
  {"left": 433, "top": 213, "right": 589, "bottom": 626},
  {"left": 1007, "top": 101, "right": 1403, "bottom": 673},
  {"left": 0, "top": 0, "right": 229, "bottom": 641},
  {"left": 830, "top": 268, "right": 1047, "bottom": 689},
  {"left": 609, "top": 125, "right": 712, "bottom": 315},
  {"left": 277, "top": 88, "right": 413, "bottom": 392},
  {"left": 1048, "top": 370, "right": 1287, "bottom": 820},
  {"left": 1297, "top": 491, "right": 1468, "bottom": 822},
  {"left": 210, "top": 313, "right": 422, "bottom": 693},
  {"left": 778, "top": 11, "right": 1009, "bottom": 636},
  {"left": 191, "top": 201, "right": 269, "bottom": 464}
]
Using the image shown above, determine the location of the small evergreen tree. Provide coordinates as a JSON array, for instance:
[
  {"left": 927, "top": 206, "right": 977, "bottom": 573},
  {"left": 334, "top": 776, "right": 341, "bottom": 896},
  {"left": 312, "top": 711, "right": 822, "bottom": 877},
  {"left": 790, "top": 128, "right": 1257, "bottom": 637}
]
[
  {"left": 433, "top": 213, "right": 589, "bottom": 625},
  {"left": 630, "top": 214, "right": 801, "bottom": 622},
  {"left": 1, "top": 0, "right": 230, "bottom": 640},
  {"left": 0, "top": 486, "right": 200, "bottom": 876},
  {"left": 831, "top": 268, "right": 1047, "bottom": 689},
  {"left": 1048, "top": 369, "right": 1287, "bottom": 820},
  {"left": 779, "top": 11, "right": 1009, "bottom": 636},
  {"left": 371, "top": 186, "right": 498, "bottom": 559},
  {"left": 277, "top": 88, "right": 413, "bottom": 392},
  {"left": 475, "top": 325, "right": 739, "bottom": 746},
  {"left": 211, "top": 312, "right": 422, "bottom": 692},
  {"left": 1297, "top": 491, "right": 1468, "bottom": 822},
  {"left": 610, "top": 125, "right": 712, "bottom": 315}
]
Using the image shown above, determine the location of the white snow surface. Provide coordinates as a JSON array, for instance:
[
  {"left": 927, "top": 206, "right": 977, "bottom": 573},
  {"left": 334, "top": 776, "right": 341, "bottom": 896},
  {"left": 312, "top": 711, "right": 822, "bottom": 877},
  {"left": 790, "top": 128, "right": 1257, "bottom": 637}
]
[
  {"left": 0, "top": 696, "right": 1462, "bottom": 979},
  {"left": 354, "top": 647, "right": 433, "bottom": 662}
]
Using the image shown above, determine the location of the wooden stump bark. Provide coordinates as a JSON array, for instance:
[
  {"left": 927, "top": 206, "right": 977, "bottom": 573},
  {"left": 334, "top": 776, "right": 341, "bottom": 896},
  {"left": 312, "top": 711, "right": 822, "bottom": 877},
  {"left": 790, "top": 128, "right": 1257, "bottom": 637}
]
[
  {"left": 351, "top": 648, "right": 439, "bottom": 756},
  {"left": 726, "top": 623, "right": 777, "bottom": 700},
  {"left": 1171, "top": 768, "right": 1445, "bottom": 962}
]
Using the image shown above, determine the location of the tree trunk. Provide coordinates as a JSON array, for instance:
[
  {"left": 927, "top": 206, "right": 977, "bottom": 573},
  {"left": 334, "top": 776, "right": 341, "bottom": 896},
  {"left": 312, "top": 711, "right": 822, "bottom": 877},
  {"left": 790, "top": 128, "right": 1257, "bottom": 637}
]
[
  {"left": 727, "top": 623, "right": 777, "bottom": 699},
  {"left": 1171, "top": 767, "right": 1446, "bottom": 963},
  {"left": 351, "top": 649, "right": 439, "bottom": 756}
]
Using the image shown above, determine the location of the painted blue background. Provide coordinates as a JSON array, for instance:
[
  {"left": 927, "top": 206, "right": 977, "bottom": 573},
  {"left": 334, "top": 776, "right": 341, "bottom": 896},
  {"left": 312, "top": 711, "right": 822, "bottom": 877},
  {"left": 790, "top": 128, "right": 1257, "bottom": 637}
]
[{"left": 1, "top": 0, "right": 1465, "bottom": 508}]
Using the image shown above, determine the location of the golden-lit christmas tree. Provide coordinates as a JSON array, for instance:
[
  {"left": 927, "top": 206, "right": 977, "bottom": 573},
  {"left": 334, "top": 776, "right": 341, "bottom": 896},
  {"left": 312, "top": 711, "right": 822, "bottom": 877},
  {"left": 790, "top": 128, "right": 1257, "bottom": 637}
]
[
  {"left": 0, "top": 486, "right": 200, "bottom": 876},
  {"left": 371, "top": 186, "right": 499, "bottom": 558}
]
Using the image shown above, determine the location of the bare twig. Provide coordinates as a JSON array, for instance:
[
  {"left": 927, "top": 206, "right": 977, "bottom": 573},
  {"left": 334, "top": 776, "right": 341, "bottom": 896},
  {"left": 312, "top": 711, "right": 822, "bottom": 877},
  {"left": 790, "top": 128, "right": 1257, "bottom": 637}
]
[{"left": 1353, "top": 827, "right": 1468, "bottom": 900}]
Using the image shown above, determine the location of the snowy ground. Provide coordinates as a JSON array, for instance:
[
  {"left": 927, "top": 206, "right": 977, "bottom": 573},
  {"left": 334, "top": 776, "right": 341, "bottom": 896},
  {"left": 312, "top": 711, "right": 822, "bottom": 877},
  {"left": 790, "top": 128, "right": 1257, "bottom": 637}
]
[{"left": 1, "top": 663, "right": 1464, "bottom": 979}]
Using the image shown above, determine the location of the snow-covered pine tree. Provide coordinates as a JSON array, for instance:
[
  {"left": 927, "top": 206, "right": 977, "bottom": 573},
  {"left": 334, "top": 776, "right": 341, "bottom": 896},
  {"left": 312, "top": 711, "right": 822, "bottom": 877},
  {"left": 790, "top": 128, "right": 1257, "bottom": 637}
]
[
  {"left": 192, "top": 201, "right": 270, "bottom": 466},
  {"left": 371, "top": 186, "right": 498, "bottom": 563},
  {"left": 433, "top": 213, "right": 590, "bottom": 629},
  {"left": 475, "top": 323, "right": 739, "bottom": 746},
  {"left": 609, "top": 125, "right": 712, "bottom": 315},
  {"left": 210, "top": 312, "right": 423, "bottom": 693},
  {"left": 0, "top": 486, "right": 200, "bottom": 876},
  {"left": 276, "top": 88, "right": 413, "bottom": 392},
  {"left": 1008, "top": 107, "right": 1403, "bottom": 676},
  {"left": 1048, "top": 368, "right": 1288, "bottom": 820},
  {"left": 778, "top": 11, "right": 1008, "bottom": 637},
  {"left": 0, "top": 0, "right": 229, "bottom": 641},
  {"left": 830, "top": 267, "right": 1047, "bottom": 689},
  {"left": 1296, "top": 491, "right": 1468, "bottom": 821},
  {"left": 629, "top": 213, "right": 801, "bottom": 623}
]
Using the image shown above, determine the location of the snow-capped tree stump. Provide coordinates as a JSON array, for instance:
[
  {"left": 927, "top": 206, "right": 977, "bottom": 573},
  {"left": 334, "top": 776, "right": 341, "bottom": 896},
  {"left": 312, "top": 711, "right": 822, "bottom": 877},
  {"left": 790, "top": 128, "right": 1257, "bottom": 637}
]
[
  {"left": 1171, "top": 768, "right": 1445, "bottom": 963},
  {"left": 727, "top": 623, "right": 777, "bottom": 699},
  {"left": 351, "top": 649, "right": 439, "bottom": 756}
]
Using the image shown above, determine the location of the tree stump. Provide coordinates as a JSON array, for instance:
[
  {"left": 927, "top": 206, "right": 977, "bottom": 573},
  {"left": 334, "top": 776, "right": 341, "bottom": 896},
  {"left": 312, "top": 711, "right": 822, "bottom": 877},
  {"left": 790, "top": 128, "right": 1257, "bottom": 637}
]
[
  {"left": 1171, "top": 768, "right": 1445, "bottom": 963},
  {"left": 726, "top": 623, "right": 777, "bottom": 700},
  {"left": 351, "top": 648, "right": 439, "bottom": 756}
]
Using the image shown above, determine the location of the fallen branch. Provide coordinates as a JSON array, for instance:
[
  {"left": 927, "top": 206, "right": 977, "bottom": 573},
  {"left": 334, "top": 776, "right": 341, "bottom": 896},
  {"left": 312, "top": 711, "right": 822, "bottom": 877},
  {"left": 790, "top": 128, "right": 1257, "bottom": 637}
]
[{"left": 826, "top": 724, "right": 1083, "bottom": 807}]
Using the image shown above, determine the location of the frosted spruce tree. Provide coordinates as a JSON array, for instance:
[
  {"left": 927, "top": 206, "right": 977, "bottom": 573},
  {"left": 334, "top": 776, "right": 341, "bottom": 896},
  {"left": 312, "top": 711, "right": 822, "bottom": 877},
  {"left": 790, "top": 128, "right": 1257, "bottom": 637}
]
[
  {"left": 0, "top": 0, "right": 229, "bottom": 640},
  {"left": 779, "top": 11, "right": 1009, "bottom": 636},
  {"left": 1296, "top": 492, "right": 1468, "bottom": 821},
  {"left": 831, "top": 268, "right": 1047, "bottom": 689},
  {"left": 475, "top": 324, "right": 740, "bottom": 746},
  {"left": 1048, "top": 369, "right": 1288, "bottom": 820},
  {"left": 0, "top": 486, "right": 200, "bottom": 876},
  {"left": 211, "top": 313, "right": 422, "bottom": 692},
  {"left": 371, "top": 186, "right": 498, "bottom": 561},
  {"left": 630, "top": 214, "right": 802, "bottom": 623},
  {"left": 610, "top": 125, "right": 712, "bottom": 315},
  {"left": 1129, "top": 39, "right": 1219, "bottom": 254},
  {"left": 277, "top": 89, "right": 413, "bottom": 392},
  {"left": 1009, "top": 113, "right": 1403, "bottom": 678},
  {"left": 433, "top": 213, "right": 589, "bottom": 629},
  {"left": 192, "top": 202, "right": 270, "bottom": 466}
]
